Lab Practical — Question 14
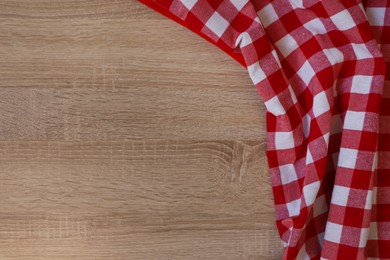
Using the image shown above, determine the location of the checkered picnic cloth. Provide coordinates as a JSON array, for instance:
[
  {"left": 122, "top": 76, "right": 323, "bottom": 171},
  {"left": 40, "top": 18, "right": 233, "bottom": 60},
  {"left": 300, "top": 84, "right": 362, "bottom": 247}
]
[{"left": 137, "top": 0, "right": 390, "bottom": 258}]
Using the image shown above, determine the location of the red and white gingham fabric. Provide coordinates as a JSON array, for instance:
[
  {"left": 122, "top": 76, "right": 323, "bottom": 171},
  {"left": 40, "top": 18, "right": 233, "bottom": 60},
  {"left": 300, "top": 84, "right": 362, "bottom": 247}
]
[
  {"left": 365, "top": 1, "right": 390, "bottom": 259},
  {"left": 137, "top": 0, "right": 390, "bottom": 258}
]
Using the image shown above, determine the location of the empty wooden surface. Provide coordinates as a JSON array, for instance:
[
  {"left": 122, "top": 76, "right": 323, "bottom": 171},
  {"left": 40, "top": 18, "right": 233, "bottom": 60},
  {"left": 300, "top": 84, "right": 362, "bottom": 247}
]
[{"left": 0, "top": 1, "right": 283, "bottom": 259}]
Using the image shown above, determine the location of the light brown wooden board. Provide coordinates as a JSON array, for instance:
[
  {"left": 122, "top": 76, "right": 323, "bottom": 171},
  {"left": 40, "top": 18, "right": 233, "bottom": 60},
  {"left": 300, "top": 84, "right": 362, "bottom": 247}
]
[{"left": 0, "top": 1, "right": 283, "bottom": 259}]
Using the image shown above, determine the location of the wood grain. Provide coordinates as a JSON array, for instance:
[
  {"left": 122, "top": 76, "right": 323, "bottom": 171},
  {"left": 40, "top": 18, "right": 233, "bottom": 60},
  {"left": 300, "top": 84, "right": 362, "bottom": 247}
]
[{"left": 0, "top": 0, "right": 283, "bottom": 259}]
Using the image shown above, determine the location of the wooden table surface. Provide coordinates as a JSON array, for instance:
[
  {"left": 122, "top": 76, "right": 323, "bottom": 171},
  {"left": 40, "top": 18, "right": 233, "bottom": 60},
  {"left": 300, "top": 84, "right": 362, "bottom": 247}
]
[{"left": 0, "top": 1, "right": 283, "bottom": 259}]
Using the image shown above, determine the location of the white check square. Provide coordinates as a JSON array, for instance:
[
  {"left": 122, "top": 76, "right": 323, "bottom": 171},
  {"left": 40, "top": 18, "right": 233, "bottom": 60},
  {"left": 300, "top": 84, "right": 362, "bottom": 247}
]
[
  {"left": 331, "top": 185, "right": 350, "bottom": 206},
  {"left": 338, "top": 148, "right": 358, "bottom": 169},
  {"left": 303, "top": 181, "right": 320, "bottom": 206},
  {"left": 351, "top": 75, "right": 373, "bottom": 94},
  {"left": 181, "top": 0, "right": 197, "bottom": 10},
  {"left": 368, "top": 222, "right": 378, "bottom": 240},
  {"left": 303, "top": 114, "right": 311, "bottom": 138},
  {"left": 235, "top": 32, "right": 253, "bottom": 48},
  {"left": 280, "top": 164, "right": 298, "bottom": 185},
  {"left": 313, "top": 91, "right": 330, "bottom": 117},
  {"left": 303, "top": 18, "right": 327, "bottom": 35},
  {"left": 231, "top": 0, "right": 247, "bottom": 11},
  {"left": 257, "top": 4, "right": 279, "bottom": 27},
  {"left": 330, "top": 10, "right": 355, "bottom": 31},
  {"left": 286, "top": 198, "right": 301, "bottom": 216},
  {"left": 297, "top": 60, "right": 316, "bottom": 85},
  {"left": 324, "top": 222, "right": 343, "bottom": 243},
  {"left": 265, "top": 95, "right": 286, "bottom": 116},
  {"left": 275, "top": 131, "right": 295, "bottom": 150},
  {"left": 359, "top": 228, "right": 370, "bottom": 248},
  {"left": 351, "top": 43, "right": 372, "bottom": 60},
  {"left": 366, "top": 8, "right": 386, "bottom": 26},
  {"left": 247, "top": 62, "right": 266, "bottom": 85},
  {"left": 344, "top": 111, "right": 365, "bottom": 131},
  {"left": 205, "top": 12, "right": 230, "bottom": 38},
  {"left": 275, "top": 34, "right": 299, "bottom": 57},
  {"left": 323, "top": 48, "right": 344, "bottom": 65}
]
